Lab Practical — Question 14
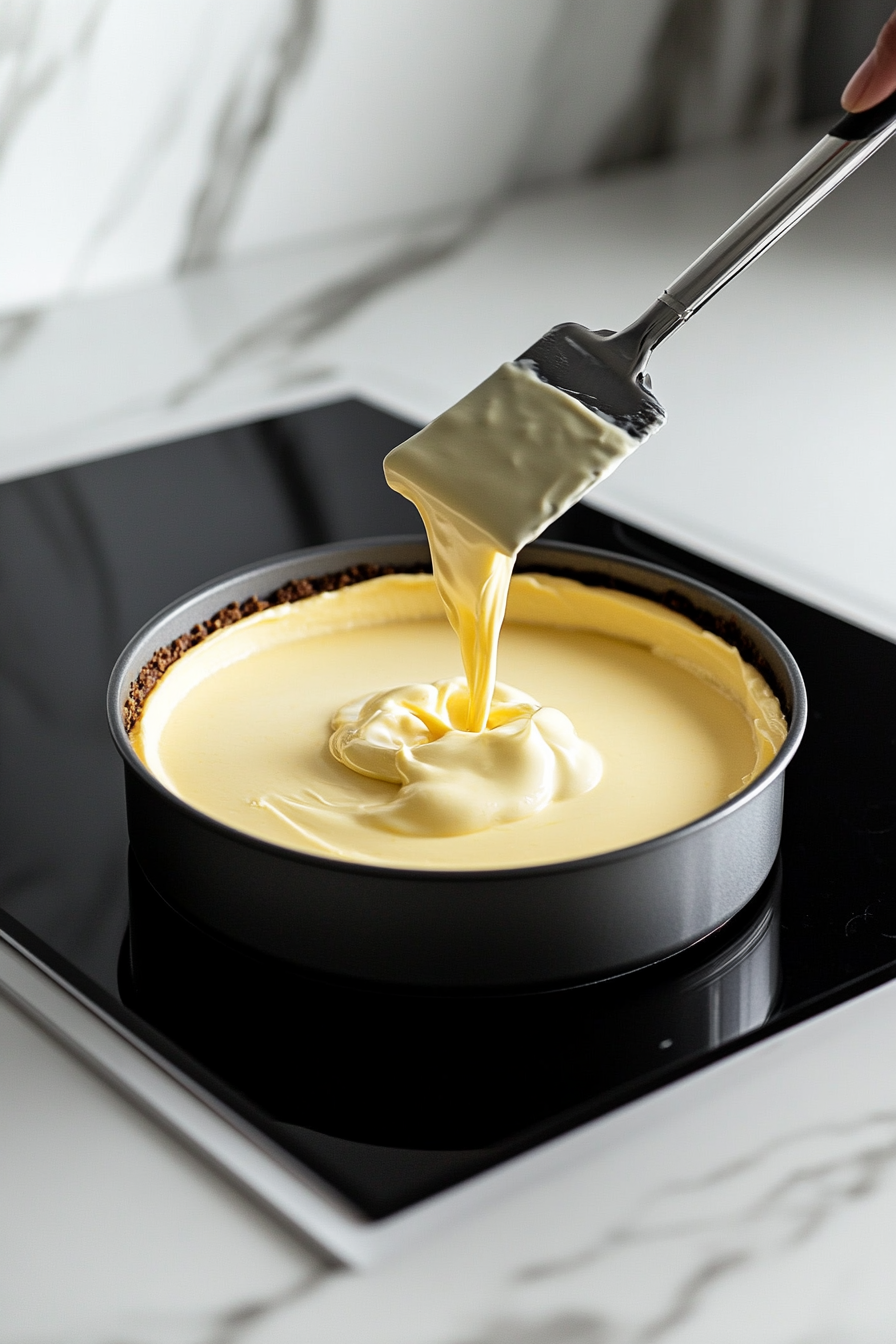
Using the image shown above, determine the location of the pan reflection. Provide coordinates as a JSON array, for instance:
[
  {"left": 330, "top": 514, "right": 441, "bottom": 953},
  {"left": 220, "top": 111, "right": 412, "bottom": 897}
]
[{"left": 124, "top": 851, "right": 780, "bottom": 1151}]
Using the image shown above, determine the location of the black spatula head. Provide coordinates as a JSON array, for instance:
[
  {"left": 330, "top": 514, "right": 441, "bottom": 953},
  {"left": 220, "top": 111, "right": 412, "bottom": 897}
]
[{"left": 517, "top": 322, "right": 666, "bottom": 443}]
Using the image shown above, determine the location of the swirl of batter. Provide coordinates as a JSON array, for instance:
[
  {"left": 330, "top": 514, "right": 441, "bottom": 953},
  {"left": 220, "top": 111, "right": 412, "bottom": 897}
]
[{"left": 329, "top": 677, "right": 602, "bottom": 836}]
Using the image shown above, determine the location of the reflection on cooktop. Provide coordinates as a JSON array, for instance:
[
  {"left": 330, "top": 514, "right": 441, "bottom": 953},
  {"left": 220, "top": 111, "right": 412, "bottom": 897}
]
[
  {"left": 2, "top": 397, "right": 896, "bottom": 1220},
  {"left": 119, "top": 849, "right": 780, "bottom": 1217},
  {"left": 124, "top": 849, "right": 780, "bottom": 1151}
]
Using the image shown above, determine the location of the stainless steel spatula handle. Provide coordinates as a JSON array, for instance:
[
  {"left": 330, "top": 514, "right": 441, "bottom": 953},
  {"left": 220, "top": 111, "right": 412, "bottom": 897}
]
[
  {"left": 616, "top": 89, "right": 896, "bottom": 373},
  {"left": 518, "top": 89, "right": 896, "bottom": 441}
]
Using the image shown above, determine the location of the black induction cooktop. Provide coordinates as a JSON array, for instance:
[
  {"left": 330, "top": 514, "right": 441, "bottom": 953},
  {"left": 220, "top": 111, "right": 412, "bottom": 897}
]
[{"left": 2, "top": 398, "right": 895, "bottom": 1222}]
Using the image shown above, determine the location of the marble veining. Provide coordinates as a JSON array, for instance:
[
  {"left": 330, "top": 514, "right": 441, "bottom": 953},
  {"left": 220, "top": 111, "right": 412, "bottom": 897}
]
[
  {"left": 0, "top": 0, "right": 108, "bottom": 170},
  {"left": 0, "top": 2, "right": 560, "bottom": 310},
  {"left": 405, "top": 1114, "right": 896, "bottom": 1344},
  {"left": 596, "top": 0, "right": 806, "bottom": 168},
  {"left": 69, "top": 1271, "right": 327, "bottom": 1344},
  {"left": 0, "top": 0, "right": 807, "bottom": 314},
  {"left": 168, "top": 208, "right": 484, "bottom": 406},
  {"left": 179, "top": 1094, "right": 896, "bottom": 1344},
  {"left": 178, "top": 0, "right": 318, "bottom": 272},
  {"left": 69, "top": 78, "right": 193, "bottom": 287},
  {"left": 517, "top": 1114, "right": 896, "bottom": 1284},
  {"left": 0, "top": 306, "right": 40, "bottom": 359},
  {"left": 0, "top": 0, "right": 812, "bottom": 448},
  {"left": 739, "top": 0, "right": 807, "bottom": 136},
  {"left": 12, "top": 1100, "right": 896, "bottom": 1343},
  {"left": 0, "top": 0, "right": 320, "bottom": 320},
  {"left": 159, "top": 1270, "right": 326, "bottom": 1344}
]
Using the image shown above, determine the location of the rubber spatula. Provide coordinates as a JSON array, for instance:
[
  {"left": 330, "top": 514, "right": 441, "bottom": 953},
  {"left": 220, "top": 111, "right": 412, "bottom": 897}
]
[{"left": 385, "top": 91, "right": 896, "bottom": 549}]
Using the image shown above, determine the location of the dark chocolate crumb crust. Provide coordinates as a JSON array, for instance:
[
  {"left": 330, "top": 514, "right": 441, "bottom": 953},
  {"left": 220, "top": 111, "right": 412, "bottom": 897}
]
[{"left": 123, "top": 562, "right": 429, "bottom": 734}]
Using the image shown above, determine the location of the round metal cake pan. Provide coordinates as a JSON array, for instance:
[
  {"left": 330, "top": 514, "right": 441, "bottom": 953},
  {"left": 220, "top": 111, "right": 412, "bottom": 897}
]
[{"left": 108, "top": 537, "right": 807, "bottom": 990}]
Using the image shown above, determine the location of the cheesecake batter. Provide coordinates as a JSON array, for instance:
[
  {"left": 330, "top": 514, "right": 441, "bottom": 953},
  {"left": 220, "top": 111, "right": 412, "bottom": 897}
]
[
  {"left": 133, "top": 571, "right": 787, "bottom": 871},
  {"left": 383, "top": 361, "right": 637, "bottom": 731}
]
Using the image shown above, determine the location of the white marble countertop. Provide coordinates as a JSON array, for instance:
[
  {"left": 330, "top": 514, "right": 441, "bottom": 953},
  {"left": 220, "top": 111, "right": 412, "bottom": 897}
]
[{"left": 4, "top": 127, "right": 896, "bottom": 1342}]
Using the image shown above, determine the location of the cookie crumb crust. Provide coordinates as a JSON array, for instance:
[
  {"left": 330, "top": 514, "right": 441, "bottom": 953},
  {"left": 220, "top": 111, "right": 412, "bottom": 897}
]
[
  {"left": 123, "top": 562, "right": 428, "bottom": 734},
  {"left": 123, "top": 559, "right": 785, "bottom": 737}
]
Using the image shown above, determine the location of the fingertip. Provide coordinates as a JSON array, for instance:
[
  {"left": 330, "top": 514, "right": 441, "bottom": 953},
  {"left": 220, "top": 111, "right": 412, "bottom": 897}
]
[
  {"left": 842, "top": 8, "right": 896, "bottom": 111},
  {"left": 842, "top": 52, "right": 876, "bottom": 112}
]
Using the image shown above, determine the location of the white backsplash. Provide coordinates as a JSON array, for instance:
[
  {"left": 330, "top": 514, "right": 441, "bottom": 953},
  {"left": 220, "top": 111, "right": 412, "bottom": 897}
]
[{"left": 0, "top": 0, "right": 808, "bottom": 316}]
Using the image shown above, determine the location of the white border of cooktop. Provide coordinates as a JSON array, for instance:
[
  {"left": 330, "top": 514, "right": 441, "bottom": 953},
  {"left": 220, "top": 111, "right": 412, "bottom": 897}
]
[{"left": 0, "top": 921, "right": 734, "bottom": 1269}]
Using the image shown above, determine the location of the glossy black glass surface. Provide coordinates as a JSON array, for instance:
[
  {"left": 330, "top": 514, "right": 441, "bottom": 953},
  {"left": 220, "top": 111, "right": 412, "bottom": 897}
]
[{"left": 2, "top": 399, "right": 895, "bottom": 1219}]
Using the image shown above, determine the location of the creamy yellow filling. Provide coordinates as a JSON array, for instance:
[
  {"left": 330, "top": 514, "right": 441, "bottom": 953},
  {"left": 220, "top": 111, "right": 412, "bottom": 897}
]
[
  {"left": 133, "top": 572, "right": 787, "bottom": 871},
  {"left": 329, "top": 678, "right": 602, "bottom": 837}
]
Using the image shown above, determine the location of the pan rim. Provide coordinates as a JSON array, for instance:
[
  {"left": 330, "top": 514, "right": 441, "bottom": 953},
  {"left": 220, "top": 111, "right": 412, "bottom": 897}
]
[{"left": 108, "top": 536, "right": 807, "bottom": 883}]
